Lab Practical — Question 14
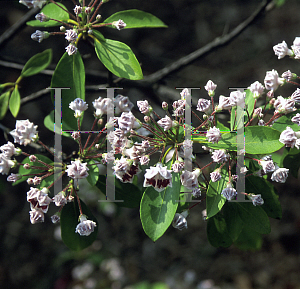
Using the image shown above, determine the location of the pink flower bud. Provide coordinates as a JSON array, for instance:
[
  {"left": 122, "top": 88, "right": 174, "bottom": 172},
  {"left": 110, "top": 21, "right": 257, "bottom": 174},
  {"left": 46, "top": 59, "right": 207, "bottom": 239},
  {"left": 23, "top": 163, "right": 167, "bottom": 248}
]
[
  {"left": 75, "top": 215, "right": 97, "bottom": 236},
  {"left": 206, "top": 127, "right": 221, "bottom": 144},
  {"left": 196, "top": 98, "right": 211, "bottom": 113},
  {"left": 112, "top": 19, "right": 126, "bottom": 30},
  {"left": 204, "top": 80, "right": 217, "bottom": 96}
]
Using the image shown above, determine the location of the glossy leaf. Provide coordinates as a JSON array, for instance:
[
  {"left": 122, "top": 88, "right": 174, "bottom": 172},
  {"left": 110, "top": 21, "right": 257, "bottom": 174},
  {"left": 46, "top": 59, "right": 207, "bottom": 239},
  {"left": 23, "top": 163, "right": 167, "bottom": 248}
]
[
  {"left": 0, "top": 91, "right": 10, "bottom": 119},
  {"left": 235, "top": 202, "right": 271, "bottom": 234},
  {"left": 223, "top": 202, "right": 244, "bottom": 241},
  {"left": 86, "top": 160, "right": 99, "bottom": 186},
  {"left": 272, "top": 110, "right": 300, "bottom": 132},
  {"left": 206, "top": 165, "right": 228, "bottom": 218},
  {"left": 193, "top": 126, "right": 284, "bottom": 154},
  {"left": 21, "top": 49, "right": 52, "bottom": 77},
  {"left": 96, "top": 175, "right": 142, "bottom": 208},
  {"left": 27, "top": 3, "right": 69, "bottom": 27},
  {"left": 234, "top": 226, "right": 262, "bottom": 250},
  {"left": 207, "top": 213, "right": 233, "bottom": 248},
  {"left": 140, "top": 172, "right": 180, "bottom": 242},
  {"left": 50, "top": 52, "right": 85, "bottom": 131},
  {"left": 9, "top": 87, "right": 20, "bottom": 117},
  {"left": 282, "top": 147, "right": 300, "bottom": 178},
  {"left": 245, "top": 175, "right": 282, "bottom": 219},
  {"left": 103, "top": 9, "right": 167, "bottom": 29},
  {"left": 60, "top": 198, "right": 98, "bottom": 251},
  {"left": 13, "top": 154, "right": 53, "bottom": 187},
  {"left": 93, "top": 30, "right": 143, "bottom": 80}
]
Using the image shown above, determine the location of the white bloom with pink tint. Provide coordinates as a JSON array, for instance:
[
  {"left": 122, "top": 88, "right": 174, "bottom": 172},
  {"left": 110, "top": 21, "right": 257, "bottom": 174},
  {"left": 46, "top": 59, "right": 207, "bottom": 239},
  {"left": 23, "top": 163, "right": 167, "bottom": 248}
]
[
  {"left": 279, "top": 126, "right": 297, "bottom": 148},
  {"left": 93, "top": 97, "right": 114, "bottom": 117},
  {"left": 7, "top": 173, "right": 20, "bottom": 183},
  {"left": 69, "top": 98, "right": 88, "bottom": 117},
  {"left": 291, "top": 88, "right": 300, "bottom": 103},
  {"left": 27, "top": 187, "right": 52, "bottom": 213},
  {"left": 274, "top": 96, "right": 295, "bottom": 114},
  {"left": 271, "top": 167, "right": 289, "bottom": 183},
  {"left": 20, "top": 0, "right": 46, "bottom": 9},
  {"left": 65, "top": 29, "right": 78, "bottom": 42},
  {"left": 53, "top": 192, "right": 67, "bottom": 207},
  {"left": 229, "top": 90, "right": 245, "bottom": 106},
  {"left": 66, "top": 159, "right": 89, "bottom": 179},
  {"left": 114, "top": 95, "right": 134, "bottom": 114},
  {"left": 197, "top": 98, "right": 211, "bottom": 113},
  {"left": 216, "top": 95, "right": 232, "bottom": 111},
  {"left": 65, "top": 43, "right": 78, "bottom": 55},
  {"left": 264, "top": 69, "right": 285, "bottom": 91},
  {"left": 0, "top": 154, "right": 15, "bottom": 175},
  {"left": 137, "top": 100, "right": 150, "bottom": 114},
  {"left": 273, "top": 41, "right": 293, "bottom": 59},
  {"left": 206, "top": 127, "right": 222, "bottom": 144},
  {"left": 112, "top": 19, "right": 126, "bottom": 30},
  {"left": 180, "top": 88, "right": 190, "bottom": 99},
  {"left": 211, "top": 150, "right": 228, "bottom": 163},
  {"left": 29, "top": 209, "right": 44, "bottom": 224},
  {"left": 180, "top": 169, "right": 201, "bottom": 190},
  {"left": 0, "top": 141, "right": 16, "bottom": 158},
  {"left": 143, "top": 163, "right": 172, "bottom": 192},
  {"left": 259, "top": 160, "right": 275, "bottom": 174},
  {"left": 10, "top": 119, "right": 38, "bottom": 146},
  {"left": 204, "top": 80, "right": 217, "bottom": 96},
  {"left": 292, "top": 37, "right": 300, "bottom": 59},
  {"left": 75, "top": 215, "right": 97, "bottom": 236},
  {"left": 248, "top": 81, "right": 264, "bottom": 99},
  {"left": 118, "top": 111, "right": 140, "bottom": 134},
  {"left": 157, "top": 115, "right": 175, "bottom": 131},
  {"left": 210, "top": 171, "right": 221, "bottom": 182},
  {"left": 291, "top": 113, "right": 300, "bottom": 126}
]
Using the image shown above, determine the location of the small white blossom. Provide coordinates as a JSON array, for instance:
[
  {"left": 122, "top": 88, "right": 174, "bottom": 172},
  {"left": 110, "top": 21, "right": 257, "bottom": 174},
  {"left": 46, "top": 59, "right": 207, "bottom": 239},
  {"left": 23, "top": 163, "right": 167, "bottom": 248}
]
[
  {"left": 221, "top": 185, "right": 237, "bottom": 200},
  {"left": 53, "top": 192, "right": 67, "bottom": 207},
  {"left": 137, "top": 100, "right": 150, "bottom": 114},
  {"left": 216, "top": 95, "right": 232, "bottom": 111},
  {"left": 65, "top": 29, "right": 78, "bottom": 42},
  {"left": 0, "top": 154, "right": 15, "bottom": 175},
  {"left": 157, "top": 115, "right": 175, "bottom": 131},
  {"left": 291, "top": 113, "right": 300, "bottom": 126},
  {"left": 31, "top": 30, "right": 49, "bottom": 43},
  {"left": 210, "top": 171, "right": 221, "bottom": 182},
  {"left": 264, "top": 69, "right": 285, "bottom": 91},
  {"left": 180, "top": 88, "right": 190, "bottom": 99},
  {"left": 259, "top": 160, "right": 275, "bottom": 174},
  {"left": 211, "top": 150, "right": 228, "bottom": 163},
  {"left": 75, "top": 215, "right": 97, "bottom": 236},
  {"left": 206, "top": 127, "right": 221, "bottom": 144},
  {"left": 27, "top": 187, "right": 52, "bottom": 213},
  {"left": 282, "top": 70, "right": 294, "bottom": 81},
  {"left": 248, "top": 81, "right": 264, "bottom": 99},
  {"left": 73, "top": 5, "right": 82, "bottom": 15},
  {"left": 172, "top": 213, "right": 188, "bottom": 230},
  {"left": 279, "top": 126, "right": 297, "bottom": 148},
  {"left": 291, "top": 88, "right": 300, "bottom": 103},
  {"left": 143, "top": 163, "right": 172, "bottom": 192},
  {"left": 258, "top": 119, "right": 265, "bottom": 126},
  {"left": 204, "top": 80, "right": 217, "bottom": 96},
  {"left": 93, "top": 97, "right": 114, "bottom": 117},
  {"left": 69, "top": 98, "right": 88, "bottom": 117},
  {"left": 273, "top": 41, "right": 293, "bottom": 59},
  {"left": 271, "top": 167, "right": 289, "bottom": 183},
  {"left": 240, "top": 167, "right": 248, "bottom": 174},
  {"left": 20, "top": 0, "right": 46, "bottom": 9},
  {"left": 140, "top": 155, "right": 150, "bottom": 166},
  {"left": 197, "top": 98, "right": 211, "bottom": 113},
  {"left": 35, "top": 12, "right": 49, "bottom": 22},
  {"left": 292, "top": 37, "right": 300, "bottom": 59},
  {"left": 180, "top": 169, "right": 201, "bottom": 190},
  {"left": 112, "top": 19, "right": 126, "bottom": 30},
  {"left": 172, "top": 162, "right": 184, "bottom": 173},
  {"left": 10, "top": 119, "right": 38, "bottom": 146},
  {"left": 0, "top": 141, "right": 16, "bottom": 158},
  {"left": 118, "top": 112, "right": 140, "bottom": 134},
  {"left": 229, "top": 90, "right": 245, "bottom": 106},
  {"left": 250, "top": 194, "right": 264, "bottom": 206},
  {"left": 29, "top": 209, "right": 44, "bottom": 224},
  {"left": 274, "top": 96, "right": 295, "bottom": 114},
  {"left": 66, "top": 159, "right": 89, "bottom": 179},
  {"left": 7, "top": 173, "right": 20, "bottom": 183},
  {"left": 114, "top": 95, "right": 134, "bottom": 114},
  {"left": 65, "top": 44, "right": 78, "bottom": 55}
]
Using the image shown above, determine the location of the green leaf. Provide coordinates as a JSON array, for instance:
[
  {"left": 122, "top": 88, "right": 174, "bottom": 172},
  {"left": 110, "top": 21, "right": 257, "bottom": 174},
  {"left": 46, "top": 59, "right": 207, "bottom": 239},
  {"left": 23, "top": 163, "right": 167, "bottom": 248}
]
[
  {"left": 96, "top": 175, "right": 142, "bottom": 208},
  {"left": 0, "top": 91, "right": 11, "bottom": 119},
  {"left": 86, "top": 160, "right": 99, "bottom": 186},
  {"left": 193, "top": 126, "right": 284, "bottom": 154},
  {"left": 44, "top": 110, "right": 72, "bottom": 138},
  {"left": 207, "top": 213, "right": 233, "bottom": 248},
  {"left": 60, "top": 198, "right": 98, "bottom": 251},
  {"left": 21, "top": 49, "right": 52, "bottom": 77},
  {"left": 140, "top": 172, "right": 180, "bottom": 242},
  {"left": 234, "top": 226, "right": 262, "bottom": 250},
  {"left": 272, "top": 110, "right": 300, "bottom": 133},
  {"left": 9, "top": 87, "right": 20, "bottom": 117},
  {"left": 206, "top": 165, "right": 228, "bottom": 218},
  {"left": 282, "top": 147, "right": 300, "bottom": 178},
  {"left": 216, "top": 121, "right": 230, "bottom": 132},
  {"left": 50, "top": 52, "right": 85, "bottom": 131},
  {"left": 245, "top": 175, "right": 282, "bottom": 219},
  {"left": 103, "top": 9, "right": 167, "bottom": 29},
  {"left": 223, "top": 202, "right": 244, "bottom": 241},
  {"left": 27, "top": 3, "right": 70, "bottom": 27},
  {"left": 13, "top": 154, "right": 53, "bottom": 187},
  {"left": 235, "top": 202, "right": 271, "bottom": 234},
  {"left": 93, "top": 30, "right": 143, "bottom": 80}
]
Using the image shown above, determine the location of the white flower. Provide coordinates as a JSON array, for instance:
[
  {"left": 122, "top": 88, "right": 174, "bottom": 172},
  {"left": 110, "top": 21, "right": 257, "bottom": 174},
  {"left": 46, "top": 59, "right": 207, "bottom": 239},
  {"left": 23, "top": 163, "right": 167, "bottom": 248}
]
[
  {"left": 196, "top": 98, "right": 211, "bottom": 112},
  {"left": 118, "top": 112, "right": 140, "bottom": 134},
  {"left": 7, "top": 173, "right": 20, "bottom": 183},
  {"left": 216, "top": 95, "right": 232, "bottom": 110},
  {"left": 27, "top": 187, "right": 52, "bottom": 213},
  {"left": 240, "top": 167, "right": 248, "bottom": 174},
  {"left": 114, "top": 95, "right": 134, "bottom": 114},
  {"left": 143, "top": 163, "right": 172, "bottom": 192},
  {"left": 204, "top": 80, "right": 217, "bottom": 96},
  {"left": 279, "top": 127, "right": 297, "bottom": 148},
  {"left": 211, "top": 150, "right": 228, "bottom": 163},
  {"left": 180, "top": 88, "right": 190, "bottom": 99},
  {"left": 206, "top": 127, "right": 221, "bottom": 144},
  {"left": 73, "top": 5, "right": 82, "bottom": 15},
  {"left": 75, "top": 215, "right": 97, "bottom": 236},
  {"left": 0, "top": 141, "right": 16, "bottom": 158},
  {"left": 10, "top": 119, "right": 38, "bottom": 146},
  {"left": 292, "top": 37, "right": 300, "bottom": 59},
  {"left": 0, "top": 154, "right": 15, "bottom": 175},
  {"left": 274, "top": 96, "right": 295, "bottom": 114},
  {"left": 172, "top": 162, "right": 184, "bottom": 173},
  {"left": 102, "top": 152, "right": 115, "bottom": 164},
  {"left": 93, "top": 97, "right": 114, "bottom": 117},
  {"left": 140, "top": 155, "right": 150, "bottom": 166},
  {"left": 65, "top": 29, "right": 78, "bottom": 42},
  {"left": 291, "top": 113, "right": 300, "bottom": 126},
  {"left": 264, "top": 69, "right": 285, "bottom": 91},
  {"left": 112, "top": 19, "right": 126, "bottom": 30},
  {"left": 52, "top": 192, "right": 67, "bottom": 207},
  {"left": 65, "top": 44, "right": 78, "bottom": 55},
  {"left": 180, "top": 169, "right": 201, "bottom": 190},
  {"left": 258, "top": 119, "right": 265, "bottom": 126},
  {"left": 271, "top": 167, "right": 289, "bottom": 183},
  {"left": 210, "top": 171, "right": 221, "bottom": 182},
  {"left": 259, "top": 160, "right": 275, "bottom": 174},
  {"left": 248, "top": 81, "right": 264, "bottom": 99},
  {"left": 66, "top": 159, "right": 89, "bottom": 179},
  {"left": 137, "top": 100, "right": 150, "bottom": 114},
  {"left": 291, "top": 88, "right": 300, "bottom": 103},
  {"left": 273, "top": 41, "right": 293, "bottom": 59},
  {"left": 172, "top": 213, "right": 188, "bottom": 230},
  {"left": 20, "top": 0, "right": 46, "bottom": 9},
  {"left": 35, "top": 12, "right": 49, "bottom": 22},
  {"left": 69, "top": 98, "right": 88, "bottom": 117},
  {"left": 29, "top": 209, "right": 44, "bottom": 224},
  {"left": 250, "top": 194, "right": 264, "bottom": 206},
  {"left": 282, "top": 70, "right": 294, "bottom": 81},
  {"left": 229, "top": 90, "right": 245, "bottom": 106},
  {"left": 157, "top": 115, "right": 175, "bottom": 131},
  {"left": 31, "top": 30, "right": 49, "bottom": 43},
  {"left": 221, "top": 185, "right": 237, "bottom": 200}
]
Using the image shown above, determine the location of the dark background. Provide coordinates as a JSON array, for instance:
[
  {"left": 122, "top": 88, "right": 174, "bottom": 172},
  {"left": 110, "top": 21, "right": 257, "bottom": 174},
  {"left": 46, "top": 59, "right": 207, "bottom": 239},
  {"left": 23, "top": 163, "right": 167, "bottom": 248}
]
[{"left": 0, "top": 0, "right": 300, "bottom": 288}]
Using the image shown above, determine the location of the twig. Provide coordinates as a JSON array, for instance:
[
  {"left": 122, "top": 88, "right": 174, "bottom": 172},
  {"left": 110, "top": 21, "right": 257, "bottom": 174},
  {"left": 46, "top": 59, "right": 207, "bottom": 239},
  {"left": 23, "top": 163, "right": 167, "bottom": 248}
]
[{"left": 20, "top": 88, "right": 49, "bottom": 105}]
